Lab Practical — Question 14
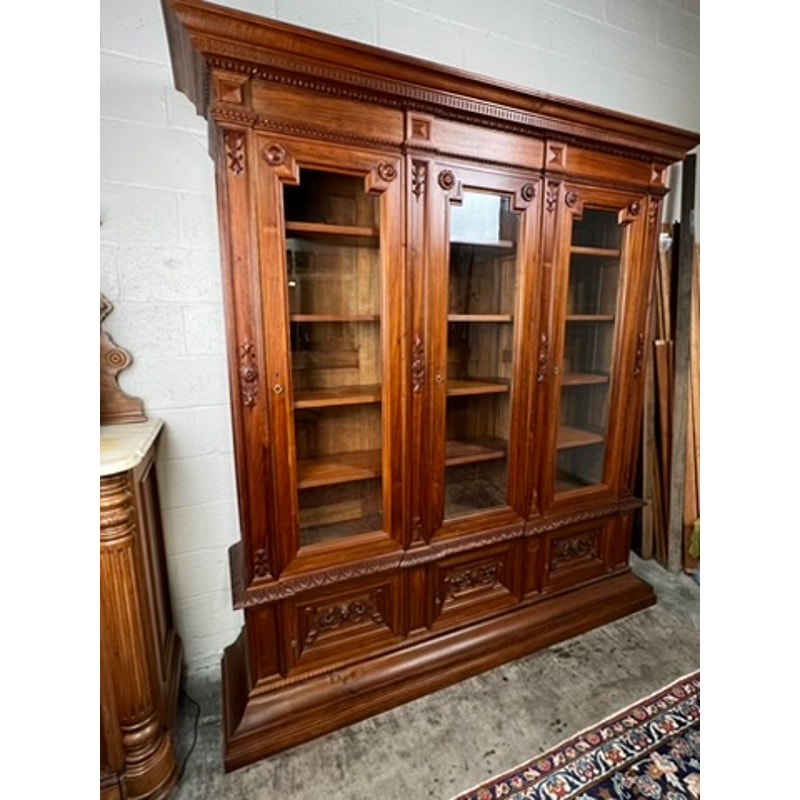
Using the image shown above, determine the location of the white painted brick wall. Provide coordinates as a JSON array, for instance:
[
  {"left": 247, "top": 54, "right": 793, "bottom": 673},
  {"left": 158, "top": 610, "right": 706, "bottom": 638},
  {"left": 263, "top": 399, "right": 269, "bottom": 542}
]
[{"left": 100, "top": 0, "right": 699, "bottom": 676}]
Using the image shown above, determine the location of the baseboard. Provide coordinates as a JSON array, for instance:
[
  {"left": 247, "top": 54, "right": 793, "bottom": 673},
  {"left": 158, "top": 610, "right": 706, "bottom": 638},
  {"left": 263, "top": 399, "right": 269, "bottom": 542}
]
[{"left": 222, "top": 568, "right": 655, "bottom": 771}]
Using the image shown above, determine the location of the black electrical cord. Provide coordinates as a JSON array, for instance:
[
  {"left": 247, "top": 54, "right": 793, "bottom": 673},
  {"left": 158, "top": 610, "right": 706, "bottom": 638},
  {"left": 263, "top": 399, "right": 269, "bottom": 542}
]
[{"left": 177, "top": 687, "right": 201, "bottom": 783}]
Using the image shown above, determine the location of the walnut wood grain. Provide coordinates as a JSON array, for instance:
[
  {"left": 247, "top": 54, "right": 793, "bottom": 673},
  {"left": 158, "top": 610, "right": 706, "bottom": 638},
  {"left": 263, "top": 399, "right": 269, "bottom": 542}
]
[{"left": 160, "top": 0, "right": 698, "bottom": 772}]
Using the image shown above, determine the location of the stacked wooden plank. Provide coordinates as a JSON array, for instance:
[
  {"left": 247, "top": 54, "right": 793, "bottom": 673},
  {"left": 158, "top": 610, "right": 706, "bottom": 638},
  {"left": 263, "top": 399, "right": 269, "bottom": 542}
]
[{"left": 639, "top": 227, "right": 699, "bottom": 573}]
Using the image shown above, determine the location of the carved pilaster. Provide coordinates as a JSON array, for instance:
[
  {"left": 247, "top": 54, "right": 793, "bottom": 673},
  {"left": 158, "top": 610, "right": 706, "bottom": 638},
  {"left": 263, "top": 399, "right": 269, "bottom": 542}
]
[
  {"left": 238, "top": 340, "right": 259, "bottom": 407},
  {"left": 100, "top": 473, "right": 178, "bottom": 799},
  {"left": 224, "top": 130, "right": 246, "bottom": 175},
  {"left": 411, "top": 335, "right": 426, "bottom": 393},
  {"left": 411, "top": 160, "right": 427, "bottom": 200}
]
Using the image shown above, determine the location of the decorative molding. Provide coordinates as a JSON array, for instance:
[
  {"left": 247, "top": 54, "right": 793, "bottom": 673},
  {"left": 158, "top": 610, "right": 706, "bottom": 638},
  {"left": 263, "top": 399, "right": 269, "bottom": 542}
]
[
  {"left": 377, "top": 162, "right": 397, "bottom": 182},
  {"left": 536, "top": 333, "right": 549, "bottom": 384},
  {"left": 214, "top": 72, "right": 248, "bottom": 105},
  {"left": 197, "top": 46, "right": 687, "bottom": 162},
  {"left": 253, "top": 548, "right": 270, "bottom": 578},
  {"left": 233, "top": 552, "right": 404, "bottom": 607},
  {"left": 238, "top": 340, "right": 259, "bottom": 407},
  {"left": 520, "top": 182, "right": 536, "bottom": 203},
  {"left": 550, "top": 529, "right": 600, "bottom": 570},
  {"left": 443, "top": 560, "right": 501, "bottom": 597},
  {"left": 302, "top": 590, "right": 385, "bottom": 647},
  {"left": 411, "top": 160, "right": 427, "bottom": 199},
  {"left": 648, "top": 200, "right": 660, "bottom": 227},
  {"left": 547, "top": 142, "right": 566, "bottom": 168},
  {"left": 262, "top": 142, "right": 287, "bottom": 166},
  {"left": 411, "top": 335, "right": 425, "bottom": 393},
  {"left": 438, "top": 169, "right": 456, "bottom": 191},
  {"left": 545, "top": 182, "right": 559, "bottom": 213},
  {"left": 100, "top": 294, "right": 147, "bottom": 426},
  {"left": 224, "top": 130, "right": 245, "bottom": 175},
  {"left": 565, "top": 190, "right": 579, "bottom": 209},
  {"left": 408, "top": 114, "right": 433, "bottom": 143}
]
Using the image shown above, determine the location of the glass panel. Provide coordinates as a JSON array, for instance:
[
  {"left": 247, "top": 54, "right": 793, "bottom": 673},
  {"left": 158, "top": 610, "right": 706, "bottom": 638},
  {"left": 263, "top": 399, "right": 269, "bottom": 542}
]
[
  {"left": 556, "top": 208, "right": 623, "bottom": 494},
  {"left": 444, "top": 191, "right": 519, "bottom": 519},
  {"left": 284, "top": 169, "right": 384, "bottom": 546}
]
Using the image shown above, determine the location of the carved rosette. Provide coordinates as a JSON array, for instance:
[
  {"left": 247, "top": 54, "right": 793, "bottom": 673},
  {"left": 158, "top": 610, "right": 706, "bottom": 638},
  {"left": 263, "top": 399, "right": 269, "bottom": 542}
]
[
  {"left": 225, "top": 131, "right": 245, "bottom": 175},
  {"left": 303, "top": 590, "right": 385, "bottom": 646},
  {"left": 377, "top": 162, "right": 397, "bottom": 182},
  {"left": 262, "top": 142, "right": 287, "bottom": 166},
  {"left": 520, "top": 182, "right": 536, "bottom": 203},
  {"left": 438, "top": 169, "right": 456, "bottom": 191},
  {"left": 565, "top": 190, "right": 580, "bottom": 209},
  {"left": 238, "top": 340, "right": 259, "bottom": 407}
]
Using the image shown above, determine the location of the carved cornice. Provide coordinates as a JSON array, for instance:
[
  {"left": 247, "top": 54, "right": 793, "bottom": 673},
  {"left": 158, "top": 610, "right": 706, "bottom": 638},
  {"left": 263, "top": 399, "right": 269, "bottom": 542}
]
[
  {"left": 163, "top": 1, "right": 697, "bottom": 164},
  {"left": 203, "top": 53, "right": 684, "bottom": 163}
]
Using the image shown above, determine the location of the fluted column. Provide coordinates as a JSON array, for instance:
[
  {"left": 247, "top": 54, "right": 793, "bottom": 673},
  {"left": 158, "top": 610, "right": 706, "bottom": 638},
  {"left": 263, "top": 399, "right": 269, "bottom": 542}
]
[{"left": 100, "top": 472, "right": 178, "bottom": 799}]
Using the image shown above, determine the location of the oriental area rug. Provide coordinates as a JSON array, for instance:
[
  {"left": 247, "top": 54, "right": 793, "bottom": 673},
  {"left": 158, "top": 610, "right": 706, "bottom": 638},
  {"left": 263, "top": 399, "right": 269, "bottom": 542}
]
[{"left": 452, "top": 671, "right": 700, "bottom": 800}]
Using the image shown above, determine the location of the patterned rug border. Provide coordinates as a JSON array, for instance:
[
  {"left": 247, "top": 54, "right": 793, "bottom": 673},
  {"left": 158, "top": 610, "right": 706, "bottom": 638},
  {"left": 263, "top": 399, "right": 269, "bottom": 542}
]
[{"left": 450, "top": 669, "right": 700, "bottom": 800}]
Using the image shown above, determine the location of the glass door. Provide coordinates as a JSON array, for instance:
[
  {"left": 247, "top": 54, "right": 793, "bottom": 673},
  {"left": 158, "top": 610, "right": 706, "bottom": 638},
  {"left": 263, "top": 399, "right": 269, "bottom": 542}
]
[
  {"left": 444, "top": 190, "right": 519, "bottom": 518},
  {"left": 546, "top": 188, "right": 645, "bottom": 504},
  {"left": 423, "top": 166, "right": 539, "bottom": 534},
  {"left": 282, "top": 168, "right": 386, "bottom": 548},
  {"left": 556, "top": 207, "right": 621, "bottom": 493}
]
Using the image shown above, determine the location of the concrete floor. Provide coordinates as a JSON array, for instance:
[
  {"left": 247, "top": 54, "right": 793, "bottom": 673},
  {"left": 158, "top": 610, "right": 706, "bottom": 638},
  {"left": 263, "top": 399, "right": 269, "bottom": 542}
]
[{"left": 171, "top": 554, "right": 700, "bottom": 800}]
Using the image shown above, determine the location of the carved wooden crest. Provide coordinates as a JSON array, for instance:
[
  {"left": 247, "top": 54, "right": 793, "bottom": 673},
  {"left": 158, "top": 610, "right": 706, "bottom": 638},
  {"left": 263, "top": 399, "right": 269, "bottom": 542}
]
[{"left": 100, "top": 294, "right": 147, "bottom": 425}]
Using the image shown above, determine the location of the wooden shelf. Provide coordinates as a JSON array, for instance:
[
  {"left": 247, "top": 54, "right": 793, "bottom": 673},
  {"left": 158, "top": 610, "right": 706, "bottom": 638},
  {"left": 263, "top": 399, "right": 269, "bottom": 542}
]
[
  {"left": 297, "top": 450, "right": 382, "bottom": 489},
  {"left": 566, "top": 314, "right": 615, "bottom": 322},
  {"left": 570, "top": 246, "right": 621, "bottom": 258},
  {"left": 294, "top": 384, "right": 382, "bottom": 408},
  {"left": 285, "top": 221, "right": 379, "bottom": 245},
  {"left": 446, "top": 378, "right": 510, "bottom": 397},
  {"left": 451, "top": 239, "right": 515, "bottom": 250},
  {"left": 557, "top": 426, "right": 605, "bottom": 450},
  {"left": 445, "top": 438, "right": 507, "bottom": 466},
  {"left": 562, "top": 372, "right": 610, "bottom": 386},
  {"left": 447, "top": 314, "right": 513, "bottom": 323},
  {"left": 290, "top": 314, "right": 380, "bottom": 323}
]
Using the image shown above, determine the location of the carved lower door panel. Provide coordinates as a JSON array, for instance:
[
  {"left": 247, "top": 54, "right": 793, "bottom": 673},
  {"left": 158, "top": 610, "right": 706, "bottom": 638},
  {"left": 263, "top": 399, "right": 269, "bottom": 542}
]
[
  {"left": 540, "top": 517, "right": 615, "bottom": 593},
  {"left": 280, "top": 574, "right": 405, "bottom": 674},
  {"left": 427, "top": 541, "right": 523, "bottom": 631}
]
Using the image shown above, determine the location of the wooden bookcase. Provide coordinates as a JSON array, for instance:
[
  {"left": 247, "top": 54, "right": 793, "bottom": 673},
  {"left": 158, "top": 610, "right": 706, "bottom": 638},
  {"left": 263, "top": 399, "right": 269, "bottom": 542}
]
[{"left": 161, "top": 0, "right": 699, "bottom": 771}]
